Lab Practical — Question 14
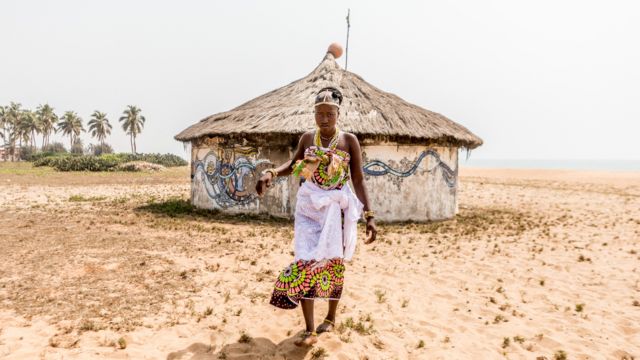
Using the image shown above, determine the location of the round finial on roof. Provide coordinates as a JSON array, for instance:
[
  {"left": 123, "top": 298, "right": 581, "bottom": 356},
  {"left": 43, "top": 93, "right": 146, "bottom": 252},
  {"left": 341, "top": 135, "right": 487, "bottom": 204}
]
[{"left": 327, "top": 43, "right": 343, "bottom": 59}]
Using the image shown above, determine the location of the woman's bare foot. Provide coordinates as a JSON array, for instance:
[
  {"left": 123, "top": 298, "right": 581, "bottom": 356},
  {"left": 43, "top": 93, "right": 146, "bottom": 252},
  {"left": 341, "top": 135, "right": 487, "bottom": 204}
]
[
  {"left": 293, "top": 330, "right": 318, "bottom": 346},
  {"left": 315, "top": 318, "right": 335, "bottom": 334}
]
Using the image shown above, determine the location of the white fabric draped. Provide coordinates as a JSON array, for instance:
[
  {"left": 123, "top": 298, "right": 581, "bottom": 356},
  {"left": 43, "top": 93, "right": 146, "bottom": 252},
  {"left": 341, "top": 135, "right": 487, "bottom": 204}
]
[{"left": 293, "top": 181, "right": 364, "bottom": 262}]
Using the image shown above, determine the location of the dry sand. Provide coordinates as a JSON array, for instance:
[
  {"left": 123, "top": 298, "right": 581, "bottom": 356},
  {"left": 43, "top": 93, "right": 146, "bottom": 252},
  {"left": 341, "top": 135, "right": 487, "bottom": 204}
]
[{"left": 0, "top": 163, "right": 639, "bottom": 359}]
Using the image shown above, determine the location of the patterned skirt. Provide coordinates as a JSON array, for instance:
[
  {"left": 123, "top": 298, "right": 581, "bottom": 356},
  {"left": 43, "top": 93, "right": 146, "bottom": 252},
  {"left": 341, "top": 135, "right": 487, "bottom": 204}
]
[{"left": 269, "top": 258, "right": 345, "bottom": 309}]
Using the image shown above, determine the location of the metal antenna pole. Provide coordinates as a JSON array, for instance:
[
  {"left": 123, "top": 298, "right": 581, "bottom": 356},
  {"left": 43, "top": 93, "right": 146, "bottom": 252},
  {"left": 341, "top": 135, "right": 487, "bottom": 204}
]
[{"left": 345, "top": 9, "right": 351, "bottom": 71}]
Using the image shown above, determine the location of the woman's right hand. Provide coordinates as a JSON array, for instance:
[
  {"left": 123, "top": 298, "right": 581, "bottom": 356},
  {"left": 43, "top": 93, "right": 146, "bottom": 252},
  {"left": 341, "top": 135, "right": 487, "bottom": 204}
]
[{"left": 255, "top": 173, "right": 273, "bottom": 197}]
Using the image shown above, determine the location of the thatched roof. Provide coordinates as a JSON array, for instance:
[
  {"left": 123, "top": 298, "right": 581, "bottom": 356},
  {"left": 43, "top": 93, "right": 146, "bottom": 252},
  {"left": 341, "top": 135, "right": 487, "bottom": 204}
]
[{"left": 175, "top": 48, "right": 482, "bottom": 149}]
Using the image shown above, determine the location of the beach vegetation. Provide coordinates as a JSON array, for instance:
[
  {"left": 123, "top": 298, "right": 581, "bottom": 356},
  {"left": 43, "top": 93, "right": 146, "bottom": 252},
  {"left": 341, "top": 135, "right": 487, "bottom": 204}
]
[
  {"left": 310, "top": 347, "right": 328, "bottom": 359},
  {"left": 554, "top": 350, "right": 567, "bottom": 360},
  {"left": 238, "top": 331, "right": 252, "bottom": 343},
  {"left": 119, "top": 105, "right": 145, "bottom": 154}
]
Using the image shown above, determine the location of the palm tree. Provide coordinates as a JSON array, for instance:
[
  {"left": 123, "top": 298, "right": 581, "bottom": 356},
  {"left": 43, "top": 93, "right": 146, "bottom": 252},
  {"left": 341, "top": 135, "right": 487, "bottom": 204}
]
[
  {"left": 57, "top": 111, "right": 84, "bottom": 149},
  {"left": 35, "top": 104, "right": 58, "bottom": 148},
  {"left": 0, "top": 106, "right": 6, "bottom": 144},
  {"left": 20, "top": 110, "right": 39, "bottom": 149},
  {"left": 5, "top": 102, "right": 23, "bottom": 160},
  {"left": 0, "top": 106, "right": 7, "bottom": 160},
  {"left": 88, "top": 111, "right": 112, "bottom": 146},
  {"left": 119, "top": 105, "right": 145, "bottom": 154}
]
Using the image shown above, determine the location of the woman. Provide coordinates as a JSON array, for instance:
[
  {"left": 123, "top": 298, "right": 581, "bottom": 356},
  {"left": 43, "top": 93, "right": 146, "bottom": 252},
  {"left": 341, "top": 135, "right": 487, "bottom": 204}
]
[{"left": 255, "top": 87, "right": 377, "bottom": 346}]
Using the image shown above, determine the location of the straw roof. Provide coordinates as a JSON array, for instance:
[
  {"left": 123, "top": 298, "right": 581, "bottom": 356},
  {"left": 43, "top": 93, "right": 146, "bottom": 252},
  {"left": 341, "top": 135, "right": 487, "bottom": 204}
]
[{"left": 175, "top": 48, "right": 482, "bottom": 149}]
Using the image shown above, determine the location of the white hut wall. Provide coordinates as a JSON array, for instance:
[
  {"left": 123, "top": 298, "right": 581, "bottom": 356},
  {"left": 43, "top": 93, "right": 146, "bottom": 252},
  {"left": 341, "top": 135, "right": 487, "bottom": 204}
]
[
  {"left": 361, "top": 144, "right": 458, "bottom": 222},
  {"left": 189, "top": 136, "right": 459, "bottom": 222},
  {"left": 189, "top": 136, "right": 297, "bottom": 217}
]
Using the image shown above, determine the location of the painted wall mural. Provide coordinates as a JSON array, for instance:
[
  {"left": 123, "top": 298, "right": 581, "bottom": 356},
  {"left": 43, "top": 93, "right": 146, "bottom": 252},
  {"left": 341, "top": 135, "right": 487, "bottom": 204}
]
[
  {"left": 193, "top": 146, "right": 285, "bottom": 208},
  {"left": 193, "top": 146, "right": 456, "bottom": 208},
  {"left": 362, "top": 149, "right": 458, "bottom": 189}
]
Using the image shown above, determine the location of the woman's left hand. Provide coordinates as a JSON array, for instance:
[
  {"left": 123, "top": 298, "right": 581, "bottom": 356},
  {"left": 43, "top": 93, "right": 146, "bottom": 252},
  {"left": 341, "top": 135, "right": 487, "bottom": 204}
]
[{"left": 365, "top": 218, "right": 377, "bottom": 244}]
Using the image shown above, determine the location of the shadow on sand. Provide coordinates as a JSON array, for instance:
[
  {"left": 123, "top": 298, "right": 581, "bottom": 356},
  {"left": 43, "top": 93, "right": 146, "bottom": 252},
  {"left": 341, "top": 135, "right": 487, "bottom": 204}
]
[
  {"left": 166, "top": 331, "right": 312, "bottom": 360},
  {"left": 136, "top": 198, "right": 290, "bottom": 225}
]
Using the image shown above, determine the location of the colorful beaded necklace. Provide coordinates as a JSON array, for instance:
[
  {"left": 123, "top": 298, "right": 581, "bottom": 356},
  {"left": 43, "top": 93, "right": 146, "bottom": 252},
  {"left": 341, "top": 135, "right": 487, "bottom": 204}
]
[
  {"left": 292, "top": 127, "right": 349, "bottom": 189},
  {"left": 314, "top": 127, "right": 340, "bottom": 149}
]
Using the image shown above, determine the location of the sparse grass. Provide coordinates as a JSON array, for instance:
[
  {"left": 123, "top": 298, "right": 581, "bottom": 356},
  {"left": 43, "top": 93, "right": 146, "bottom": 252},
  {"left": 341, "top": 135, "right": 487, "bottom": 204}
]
[
  {"left": 68, "top": 194, "right": 107, "bottom": 202},
  {"left": 138, "top": 198, "right": 208, "bottom": 218},
  {"left": 493, "top": 315, "right": 507, "bottom": 324},
  {"left": 310, "top": 347, "right": 328, "bottom": 359},
  {"left": 375, "top": 289, "right": 386, "bottom": 303},
  {"left": 554, "top": 350, "right": 567, "bottom": 360},
  {"left": 238, "top": 331, "right": 252, "bottom": 344},
  {"left": 137, "top": 198, "right": 289, "bottom": 224},
  {"left": 338, "top": 315, "right": 374, "bottom": 336},
  {"left": 383, "top": 206, "right": 539, "bottom": 240},
  {"left": 0, "top": 162, "right": 56, "bottom": 176},
  {"left": 79, "top": 320, "right": 98, "bottom": 332},
  {"left": 513, "top": 335, "right": 525, "bottom": 344}
]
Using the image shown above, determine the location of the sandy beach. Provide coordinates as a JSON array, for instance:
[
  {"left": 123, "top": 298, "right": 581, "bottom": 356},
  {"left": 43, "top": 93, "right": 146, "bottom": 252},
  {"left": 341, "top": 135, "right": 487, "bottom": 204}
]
[{"left": 0, "top": 163, "right": 639, "bottom": 359}]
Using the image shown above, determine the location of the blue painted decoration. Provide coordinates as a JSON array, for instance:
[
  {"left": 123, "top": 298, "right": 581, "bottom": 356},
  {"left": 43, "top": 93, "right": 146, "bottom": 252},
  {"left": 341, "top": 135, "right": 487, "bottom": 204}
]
[
  {"left": 362, "top": 149, "right": 457, "bottom": 188},
  {"left": 194, "top": 148, "right": 284, "bottom": 208}
]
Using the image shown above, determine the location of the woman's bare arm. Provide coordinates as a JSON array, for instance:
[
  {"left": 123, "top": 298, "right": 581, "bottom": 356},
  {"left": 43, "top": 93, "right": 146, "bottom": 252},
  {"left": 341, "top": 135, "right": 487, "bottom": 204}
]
[
  {"left": 346, "top": 133, "right": 377, "bottom": 243},
  {"left": 255, "top": 132, "right": 312, "bottom": 196}
]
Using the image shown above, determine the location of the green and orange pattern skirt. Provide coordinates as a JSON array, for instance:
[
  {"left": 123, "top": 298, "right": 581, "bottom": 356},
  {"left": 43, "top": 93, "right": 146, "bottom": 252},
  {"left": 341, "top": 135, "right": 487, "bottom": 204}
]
[{"left": 269, "top": 258, "right": 345, "bottom": 309}]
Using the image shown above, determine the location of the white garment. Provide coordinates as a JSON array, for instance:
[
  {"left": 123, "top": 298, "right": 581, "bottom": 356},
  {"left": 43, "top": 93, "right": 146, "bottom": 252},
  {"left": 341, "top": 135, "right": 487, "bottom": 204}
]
[{"left": 293, "top": 181, "right": 364, "bottom": 262}]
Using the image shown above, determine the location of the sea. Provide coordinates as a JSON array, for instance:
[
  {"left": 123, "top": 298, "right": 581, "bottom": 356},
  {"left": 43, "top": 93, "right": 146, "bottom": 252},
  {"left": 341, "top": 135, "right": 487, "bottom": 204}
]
[{"left": 460, "top": 159, "right": 640, "bottom": 172}]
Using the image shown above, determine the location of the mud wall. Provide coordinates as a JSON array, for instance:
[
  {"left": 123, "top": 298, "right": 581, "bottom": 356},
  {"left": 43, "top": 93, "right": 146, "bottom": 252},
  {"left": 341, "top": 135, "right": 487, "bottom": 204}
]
[{"left": 189, "top": 137, "right": 458, "bottom": 222}]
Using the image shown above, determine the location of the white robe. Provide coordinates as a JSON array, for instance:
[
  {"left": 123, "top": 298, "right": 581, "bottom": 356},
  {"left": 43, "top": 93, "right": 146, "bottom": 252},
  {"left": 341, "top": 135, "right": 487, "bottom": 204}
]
[{"left": 293, "top": 181, "right": 364, "bottom": 262}]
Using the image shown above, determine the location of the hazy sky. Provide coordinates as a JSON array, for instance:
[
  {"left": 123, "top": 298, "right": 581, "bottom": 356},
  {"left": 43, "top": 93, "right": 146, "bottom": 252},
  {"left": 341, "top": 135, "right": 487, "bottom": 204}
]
[{"left": 2, "top": 0, "right": 638, "bottom": 160}]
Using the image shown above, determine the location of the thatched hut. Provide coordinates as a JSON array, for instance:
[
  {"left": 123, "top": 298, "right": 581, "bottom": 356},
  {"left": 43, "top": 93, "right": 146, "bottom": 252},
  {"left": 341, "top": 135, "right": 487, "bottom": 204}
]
[{"left": 175, "top": 45, "right": 482, "bottom": 222}]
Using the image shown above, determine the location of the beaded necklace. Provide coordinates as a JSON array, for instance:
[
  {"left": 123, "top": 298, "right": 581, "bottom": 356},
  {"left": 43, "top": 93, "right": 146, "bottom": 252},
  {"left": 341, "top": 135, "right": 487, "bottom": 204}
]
[
  {"left": 314, "top": 127, "right": 340, "bottom": 149},
  {"left": 293, "top": 127, "right": 348, "bottom": 190}
]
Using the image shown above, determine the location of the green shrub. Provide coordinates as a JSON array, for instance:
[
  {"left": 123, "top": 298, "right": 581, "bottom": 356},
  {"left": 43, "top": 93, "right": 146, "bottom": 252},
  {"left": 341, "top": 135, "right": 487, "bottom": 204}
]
[
  {"left": 19, "top": 146, "right": 37, "bottom": 161},
  {"left": 126, "top": 153, "right": 187, "bottom": 167},
  {"left": 32, "top": 152, "right": 186, "bottom": 171},
  {"left": 32, "top": 153, "right": 78, "bottom": 167},
  {"left": 28, "top": 151, "right": 68, "bottom": 162},
  {"left": 48, "top": 155, "right": 120, "bottom": 171}
]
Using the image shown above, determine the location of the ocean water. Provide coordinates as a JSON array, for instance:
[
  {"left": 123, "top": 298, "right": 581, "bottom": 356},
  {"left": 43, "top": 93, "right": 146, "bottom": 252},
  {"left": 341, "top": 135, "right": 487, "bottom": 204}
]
[{"left": 460, "top": 158, "right": 640, "bottom": 171}]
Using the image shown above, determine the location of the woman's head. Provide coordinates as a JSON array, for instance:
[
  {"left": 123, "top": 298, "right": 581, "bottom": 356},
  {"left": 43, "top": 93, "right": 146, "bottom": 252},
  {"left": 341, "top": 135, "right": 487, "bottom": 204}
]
[{"left": 314, "top": 87, "right": 342, "bottom": 130}]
